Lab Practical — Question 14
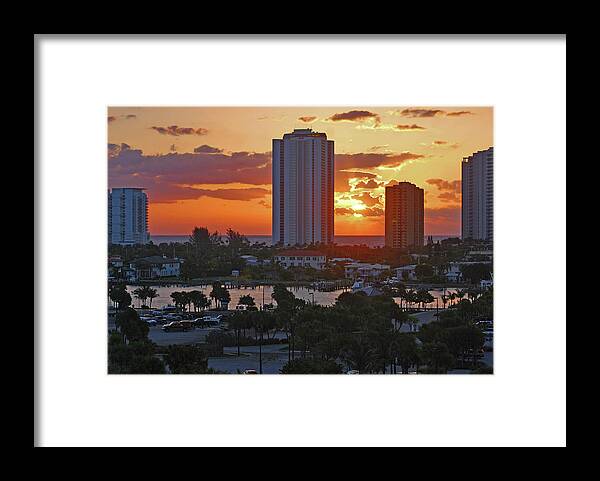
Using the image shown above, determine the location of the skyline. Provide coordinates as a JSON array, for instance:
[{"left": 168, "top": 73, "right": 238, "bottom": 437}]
[{"left": 108, "top": 106, "right": 493, "bottom": 236}]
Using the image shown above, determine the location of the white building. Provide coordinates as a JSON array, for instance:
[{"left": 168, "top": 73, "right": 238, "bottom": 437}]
[
  {"left": 462, "top": 147, "right": 493, "bottom": 241},
  {"left": 129, "top": 256, "right": 181, "bottom": 279},
  {"left": 272, "top": 129, "right": 334, "bottom": 246},
  {"left": 345, "top": 262, "right": 391, "bottom": 280},
  {"left": 108, "top": 188, "right": 150, "bottom": 245},
  {"left": 274, "top": 250, "right": 326, "bottom": 270}
]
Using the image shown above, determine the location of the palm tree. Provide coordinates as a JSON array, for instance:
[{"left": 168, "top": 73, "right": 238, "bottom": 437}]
[
  {"left": 146, "top": 287, "right": 158, "bottom": 308},
  {"left": 133, "top": 287, "right": 147, "bottom": 308}
]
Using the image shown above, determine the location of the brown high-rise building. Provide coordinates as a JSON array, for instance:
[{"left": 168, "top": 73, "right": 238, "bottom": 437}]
[{"left": 385, "top": 182, "right": 424, "bottom": 249}]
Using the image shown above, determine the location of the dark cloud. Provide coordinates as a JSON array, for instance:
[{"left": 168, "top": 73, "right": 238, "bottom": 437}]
[
  {"left": 108, "top": 145, "right": 271, "bottom": 203},
  {"left": 108, "top": 143, "right": 133, "bottom": 157},
  {"left": 398, "top": 108, "right": 445, "bottom": 118},
  {"left": 150, "top": 125, "right": 209, "bottom": 136},
  {"left": 426, "top": 178, "right": 461, "bottom": 193},
  {"left": 298, "top": 116, "right": 317, "bottom": 123},
  {"left": 327, "top": 110, "right": 380, "bottom": 125},
  {"left": 394, "top": 124, "right": 426, "bottom": 131},
  {"left": 438, "top": 192, "right": 461, "bottom": 203},
  {"left": 335, "top": 206, "right": 383, "bottom": 217},
  {"left": 336, "top": 152, "right": 425, "bottom": 171},
  {"left": 108, "top": 114, "right": 137, "bottom": 123},
  {"left": 433, "top": 140, "right": 447, "bottom": 145},
  {"left": 258, "top": 199, "right": 271, "bottom": 209},
  {"left": 194, "top": 144, "right": 223, "bottom": 154},
  {"left": 395, "top": 108, "right": 475, "bottom": 118},
  {"left": 353, "top": 192, "right": 382, "bottom": 207},
  {"left": 446, "top": 110, "right": 474, "bottom": 117}
]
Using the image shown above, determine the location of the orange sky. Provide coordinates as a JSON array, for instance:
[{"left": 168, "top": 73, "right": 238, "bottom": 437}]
[{"left": 108, "top": 107, "right": 493, "bottom": 236}]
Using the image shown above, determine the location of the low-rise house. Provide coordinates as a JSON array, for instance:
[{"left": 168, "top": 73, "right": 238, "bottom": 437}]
[
  {"left": 129, "top": 255, "right": 182, "bottom": 280},
  {"left": 274, "top": 250, "right": 327, "bottom": 270},
  {"left": 345, "top": 262, "right": 391, "bottom": 280},
  {"left": 395, "top": 264, "right": 418, "bottom": 281}
]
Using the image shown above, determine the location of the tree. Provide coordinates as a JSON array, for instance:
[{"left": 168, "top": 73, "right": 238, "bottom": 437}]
[
  {"left": 109, "top": 285, "right": 131, "bottom": 310},
  {"left": 391, "top": 332, "right": 420, "bottom": 374},
  {"left": 415, "top": 263, "right": 434, "bottom": 280},
  {"left": 108, "top": 333, "right": 165, "bottom": 374},
  {"left": 188, "top": 290, "right": 208, "bottom": 312},
  {"left": 421, "top": 342, "right": 454, "bottom": 373},
  {"left": 238, "top": 294, "right": 256, "bottom": 308},
  {"left": 146, "top": 287, "right": 158, "bottom": 308},
  {"left": 460, "top": 263, "right": 492, "bottom": 285},
  {"left": 115, "top": 307, "right": 149, "bottom": 343},
  {"left": 166, "top": 345, "right": 209, "bottom": 374},
  {"left": 209, "top": 283, "right": 230, "bottom": 310},
  {"left": 132, "top": 287, "right": 147, "bottom": 308}
]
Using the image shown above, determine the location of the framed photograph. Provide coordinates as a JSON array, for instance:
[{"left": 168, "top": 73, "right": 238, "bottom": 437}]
[{"left": 35, "top": 34, "right": 566, "bottom": 447}]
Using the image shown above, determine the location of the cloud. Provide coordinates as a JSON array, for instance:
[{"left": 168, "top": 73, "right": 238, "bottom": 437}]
[
  {"left": 426, "top": 178, "right": 461, "bottom": 193},
  {"left": 194, "top": 144, "right": 223, "bottom": 154},
  {"left": 354, "top": 179, "right": 382, "bottom": 190},
  {"left": 335, "top": 206, "right": 383, "bottom": 217},
  {"left": 438, "top": 192, "right": 461, "bottom": 203},
  {"left": 108, "top": 144, "right": 271, "bottom": 203},
  {"left": 298, "top": 116, "right": 317, "bottom": 123},
  {"left": 178, "top": 187, "right": 270, "bottom": 202},
  {"left": 394, "top": 124, "right": 426, "bottom": 131},
  {"left": 327, "top": 110, "right": 380, "bottom": 125},
  {"left": 426, "top": 178, "right": 461, "bottom": 204},
  {"left": 336, "top": 152, "right": 426, "bottom": 171},
  {"left": 108, "top": 114, "right": 137, "bottom": 123},
  {"left": 446, "top": 110, "right": 474, "bottom": 117},
  {"left": 397, "top": 108, "right": 445, "bottom": 118},
  {"left": 335, "top": 171, "right": 377, "bottom": 192},
  {"left": 258, "top": 199, "right": 271, "bottom": 209},
  {"left": 150, "top": 125, "right": 209, "bottom": 136},
  {"left": 368, "top": 145, "right": 390, "bottom": 152},
  {"left": 353, "top": 192, "right": 382, "bottom": 207},
  {"left": 433, "top": 140, "right": 447, "bottom": 145},
  {"left": 425, "top": 206, "right": 461, "bottom": 226},
  {"left": 391, "top": 108, "right": 475, "bottom": 118}
]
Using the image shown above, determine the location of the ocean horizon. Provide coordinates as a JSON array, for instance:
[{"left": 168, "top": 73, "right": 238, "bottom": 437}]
[{"left": 150, "top": 234, "right": 459, "bottom": 247}]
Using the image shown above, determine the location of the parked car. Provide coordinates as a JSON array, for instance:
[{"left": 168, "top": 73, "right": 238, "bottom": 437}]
[
  {"left": 144, "top": 319, "right": 158, "bottom": 326},
  {"left": 164, "top": 314, "right": 182, "bottom": 322},
  {"left": 162, "top": 321, "right": 192, "bottom": 332},
  {"left": 243, "top": 369, "right": 258, "bottom": 374}
]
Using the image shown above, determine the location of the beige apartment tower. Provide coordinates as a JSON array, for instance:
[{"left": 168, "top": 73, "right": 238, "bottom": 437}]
[{"left": 385, "top": 182, "right": 424, "bottom": 249}]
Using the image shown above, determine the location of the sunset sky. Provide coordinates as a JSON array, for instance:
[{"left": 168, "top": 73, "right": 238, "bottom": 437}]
[{"left": 108, "top": 107, "right": 493, "bottom": 236}]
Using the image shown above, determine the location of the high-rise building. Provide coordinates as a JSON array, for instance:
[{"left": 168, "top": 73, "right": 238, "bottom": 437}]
[
  {"left": 384, "top": 182, "right": 424, "bottom": 249},
  {"left": 108, "top": 188, "right": 150, "bottom": 245},
  {"left": 272, "top": 129, "right": 334, "bottom": 246},
  {"left": 461, "top": 147, "right": 493, "bottom": 241}
]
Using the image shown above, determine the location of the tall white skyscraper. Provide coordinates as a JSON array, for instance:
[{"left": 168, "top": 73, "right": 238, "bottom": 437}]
[
  {"left": 461, "top": 147, "right": 493, "bottom": 241},
  {"left": 272, "top": 129, "right": 334, "bottom": 246},
  {"left": 108, "top": 188, "right": 150, "bottom": 245}
]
